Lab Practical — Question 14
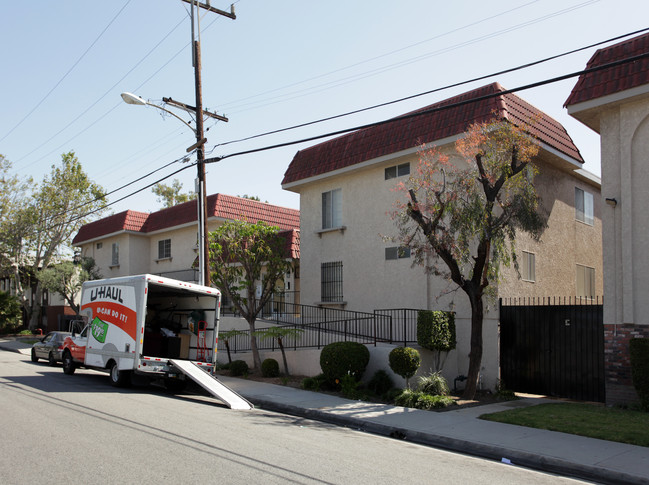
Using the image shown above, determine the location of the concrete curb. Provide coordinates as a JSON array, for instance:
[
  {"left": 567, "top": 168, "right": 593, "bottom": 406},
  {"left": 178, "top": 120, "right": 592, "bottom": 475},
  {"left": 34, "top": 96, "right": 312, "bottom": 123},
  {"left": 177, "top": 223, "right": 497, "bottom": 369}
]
[{"left": 248, "top": 397, "right": 643, "bottom": 485}]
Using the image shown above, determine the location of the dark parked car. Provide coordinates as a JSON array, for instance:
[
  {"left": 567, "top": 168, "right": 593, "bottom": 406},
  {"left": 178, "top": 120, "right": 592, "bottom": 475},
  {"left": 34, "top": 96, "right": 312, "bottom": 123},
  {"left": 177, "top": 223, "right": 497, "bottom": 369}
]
[{"left": 31, "top": 331, "right": 72, "bottom": 366}]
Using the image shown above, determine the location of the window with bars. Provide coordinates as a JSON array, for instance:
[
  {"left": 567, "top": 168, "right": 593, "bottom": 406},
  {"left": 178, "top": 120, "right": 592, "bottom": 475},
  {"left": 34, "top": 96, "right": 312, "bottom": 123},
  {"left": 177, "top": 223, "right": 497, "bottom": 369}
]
[
  {"left": 321, "top": 261, "right": 343, "bottom": 302},
  {"left": 322, "top": 189, "right": 342, "bottom": 229},
  {"left": 158, "top": 239, "right": 171, "bottom": 259}
]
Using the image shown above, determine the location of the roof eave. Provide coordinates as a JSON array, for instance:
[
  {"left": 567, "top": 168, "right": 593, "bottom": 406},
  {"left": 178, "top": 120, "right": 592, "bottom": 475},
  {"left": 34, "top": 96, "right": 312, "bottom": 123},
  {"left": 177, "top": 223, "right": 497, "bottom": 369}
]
[{"left": 567, "top": 83, "right": 649, "bottom": 133}]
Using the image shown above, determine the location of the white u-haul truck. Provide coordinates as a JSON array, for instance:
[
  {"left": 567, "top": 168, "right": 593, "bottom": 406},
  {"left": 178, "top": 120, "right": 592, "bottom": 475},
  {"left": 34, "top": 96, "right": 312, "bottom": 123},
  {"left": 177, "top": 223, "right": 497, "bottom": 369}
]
[{"left": 61, "top": 274, "right": 251, "bottom": 410}]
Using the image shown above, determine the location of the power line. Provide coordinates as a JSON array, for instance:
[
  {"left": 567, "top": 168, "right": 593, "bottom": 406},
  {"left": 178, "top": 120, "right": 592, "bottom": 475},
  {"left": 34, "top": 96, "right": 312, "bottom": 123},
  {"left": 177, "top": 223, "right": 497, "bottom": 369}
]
[
  {"left": 205, "top": 50, "right": 649, "bottom": 165},
  {"left": 211, "top": 27, "right": 649, "bottom": 150},
  {"left": 217, "top": 1, "right": 598, "bottom": 115},
  {"left": 0, "top": 1, "right": 132, "bottom": 145}
]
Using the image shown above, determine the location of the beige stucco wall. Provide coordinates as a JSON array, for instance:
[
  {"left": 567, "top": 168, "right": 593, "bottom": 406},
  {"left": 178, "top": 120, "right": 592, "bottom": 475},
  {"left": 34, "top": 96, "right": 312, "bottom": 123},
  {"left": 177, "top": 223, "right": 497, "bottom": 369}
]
[
  {"left": 599, "top": 98, "right": 649, "bottom": 326},
  {"left": 287, "top": 144, "right": 602, "bottom": 391},
  {"left": 498, "top": 161, "right": 603, "bottom": 299}
]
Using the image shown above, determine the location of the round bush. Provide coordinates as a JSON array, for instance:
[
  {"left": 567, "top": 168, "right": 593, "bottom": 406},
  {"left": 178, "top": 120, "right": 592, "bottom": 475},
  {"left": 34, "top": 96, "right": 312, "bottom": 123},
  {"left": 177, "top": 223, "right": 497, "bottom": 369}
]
[
  {"left": 261, "top": 358, "right": 280, "bottom": 378},
  {"left": 229, "top": 359, "right": 249, "bottom": 377},
  {"left": 389, "top": 347, "right": 421, "bottom": 381},
  {"left": 320, "top": 341, "right": 370, "bottom": 383}
]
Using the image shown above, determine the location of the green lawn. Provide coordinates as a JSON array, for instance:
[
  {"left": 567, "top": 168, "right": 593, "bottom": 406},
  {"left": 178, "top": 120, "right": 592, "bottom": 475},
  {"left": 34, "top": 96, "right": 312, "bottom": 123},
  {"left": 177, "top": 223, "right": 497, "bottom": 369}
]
[{"left": 480, "top": 402, "right": 649, "bottom": 447}]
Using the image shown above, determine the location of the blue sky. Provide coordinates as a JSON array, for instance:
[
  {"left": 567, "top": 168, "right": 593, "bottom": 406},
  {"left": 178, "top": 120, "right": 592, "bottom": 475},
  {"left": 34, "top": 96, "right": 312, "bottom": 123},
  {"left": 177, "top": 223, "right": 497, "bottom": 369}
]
[{"left": 2, "top": 0, "right": 647, "bottom": 213}]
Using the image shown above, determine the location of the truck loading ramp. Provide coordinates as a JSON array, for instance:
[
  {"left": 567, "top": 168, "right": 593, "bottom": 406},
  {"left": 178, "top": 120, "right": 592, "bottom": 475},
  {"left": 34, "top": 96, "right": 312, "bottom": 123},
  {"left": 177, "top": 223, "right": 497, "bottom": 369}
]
[{"left": 169, "top": 359, "right": 253, "bottom": 410}]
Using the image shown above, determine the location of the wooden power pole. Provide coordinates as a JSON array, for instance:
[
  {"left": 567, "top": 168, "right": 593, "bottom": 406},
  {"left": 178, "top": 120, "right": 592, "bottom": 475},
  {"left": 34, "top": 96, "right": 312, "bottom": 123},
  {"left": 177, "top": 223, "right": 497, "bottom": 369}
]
[{"left": 181, "top": 0, "right": 235, "bottom": 287}]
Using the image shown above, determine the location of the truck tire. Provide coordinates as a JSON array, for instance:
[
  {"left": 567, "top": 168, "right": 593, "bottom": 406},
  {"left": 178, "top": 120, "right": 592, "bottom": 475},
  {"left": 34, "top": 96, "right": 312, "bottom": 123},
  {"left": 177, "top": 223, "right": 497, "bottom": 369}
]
[
  {"left": 109, "top": 361, "right": 131, "bottom": 387},
  {"left": 62, "top": 351, "right": 76, "bottom": 375}
]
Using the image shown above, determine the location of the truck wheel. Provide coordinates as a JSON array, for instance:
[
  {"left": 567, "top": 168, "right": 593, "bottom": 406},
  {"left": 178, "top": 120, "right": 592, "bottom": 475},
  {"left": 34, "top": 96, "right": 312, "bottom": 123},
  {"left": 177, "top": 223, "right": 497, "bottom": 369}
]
[
  {"left": 48, "top": 352, "right": 56, "bottom": 367},
  {"left": 109, "top": 361, "right": 131, "bottom": 388},
  {"left": 31, "top": 348, "right": 39, "bottom": 363},
  {"left": 62, "top": 351, "right": 76, "bottom": 375}
]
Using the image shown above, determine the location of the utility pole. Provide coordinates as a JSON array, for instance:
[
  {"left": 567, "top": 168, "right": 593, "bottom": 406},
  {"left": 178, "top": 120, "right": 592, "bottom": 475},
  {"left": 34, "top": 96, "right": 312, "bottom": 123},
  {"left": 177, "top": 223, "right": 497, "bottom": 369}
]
[{"left": 183, "top": 0, "right": 236, "bottom": 287}]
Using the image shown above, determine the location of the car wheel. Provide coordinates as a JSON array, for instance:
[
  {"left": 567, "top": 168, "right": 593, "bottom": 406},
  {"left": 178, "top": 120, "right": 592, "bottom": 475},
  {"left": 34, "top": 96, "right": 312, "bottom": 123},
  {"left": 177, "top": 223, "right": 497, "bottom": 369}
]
[
  {"left": 48, "top": 352, "right": 56, "bottom": 366},
  {"left": 62, "top": 351, "right": 76, "bottom": 375},
  {"left": 31, "top": 348, "right": 39, "bottom": 363},
  {"left": 109, "top": 361, "right": 131, "bottom": 388}
]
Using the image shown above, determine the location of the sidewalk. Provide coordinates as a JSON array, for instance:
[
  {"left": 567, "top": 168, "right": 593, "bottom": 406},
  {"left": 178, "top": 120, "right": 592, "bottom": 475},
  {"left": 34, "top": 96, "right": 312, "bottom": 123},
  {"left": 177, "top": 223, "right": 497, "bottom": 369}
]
[{"left": 2, "top": 338, "right": 648, "bottom": 484}]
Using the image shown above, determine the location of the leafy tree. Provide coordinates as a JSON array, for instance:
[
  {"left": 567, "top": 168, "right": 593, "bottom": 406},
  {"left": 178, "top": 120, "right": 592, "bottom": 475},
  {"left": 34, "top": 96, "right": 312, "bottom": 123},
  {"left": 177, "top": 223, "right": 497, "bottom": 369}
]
[
  {"left": 0, "top": 152, "right": 106, "bottom": 330},
  {"left": 0, "top": 292, "right": 22, "bottom": 334},
  {"left": 208, "top": 220, "right": 293, "bottom": 370},
  {"left": 152, "top": 179, "right": 196, "bottom": 208},
  {"left": 255, "top": 326, "right": 304, "bottom": 375},
  {"left": 37, "top": 257, "right": 102, "bottom": 314},
  {"left": 392, "top": 118, "right": 547, "bottom": 399}
]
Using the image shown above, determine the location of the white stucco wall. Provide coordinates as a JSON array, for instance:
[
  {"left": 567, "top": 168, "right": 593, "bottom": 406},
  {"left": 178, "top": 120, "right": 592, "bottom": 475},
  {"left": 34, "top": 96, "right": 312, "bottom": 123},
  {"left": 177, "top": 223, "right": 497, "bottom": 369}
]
[{"left": 599, "top": 98, "right": 649, "bottom": 326}]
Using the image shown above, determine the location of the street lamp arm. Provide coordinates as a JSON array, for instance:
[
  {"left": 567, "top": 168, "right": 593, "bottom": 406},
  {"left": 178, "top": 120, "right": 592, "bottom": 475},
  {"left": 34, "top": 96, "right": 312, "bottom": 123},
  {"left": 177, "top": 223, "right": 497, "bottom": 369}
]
[{"left": 120, "top": 92, "right": 196, "bottom": 135}]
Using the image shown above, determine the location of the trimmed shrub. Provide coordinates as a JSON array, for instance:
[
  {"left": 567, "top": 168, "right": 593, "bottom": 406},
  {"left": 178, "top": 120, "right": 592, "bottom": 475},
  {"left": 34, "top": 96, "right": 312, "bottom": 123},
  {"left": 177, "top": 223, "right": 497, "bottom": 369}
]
[
  {"left": 630, "top": 338, "right": 649, "bottom": 410},
  {"left": 0, "top": 292, "right": 22, "bottom": 334},
  {"left": 416, "top": 371, "right": 450, "bottom": 396},
  {"left": 389, "top": 347, "right": 421, "bottom": 386},
  {"left": 394, "top": 389, "right": 454, "bottom": 410},
  {"left": 367, "top": 369, "right": 395, "bottom": 396},
  {"left": 229, "top": 359, "right": 249, "bottom": 377},
  {"left": 261, "top": 358, "right": 280, "bottom": 378},
  {"left": 320, "top": 341, "right": 370, "bottom": 384},
  {"left": 417, "top": 310, "right": 456, "bottom": 352}
]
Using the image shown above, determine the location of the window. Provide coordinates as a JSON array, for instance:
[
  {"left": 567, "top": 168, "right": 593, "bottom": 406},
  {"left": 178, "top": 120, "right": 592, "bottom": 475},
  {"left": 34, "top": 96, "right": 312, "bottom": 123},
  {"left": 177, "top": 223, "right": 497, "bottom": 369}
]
[
  {"left": 111, "top": 243, "right": 119, "bottom": 266},
  {"left": 576, "top": 264, "right": 596, "bottom": 299},
  {"left": 96, "top": 242, "right": 102, "bottom": 249},
  {"left": 521, "top": 251, "right": 535, "bottom": 282},
  {"left": 385, "top": 162, "right": 410, "bottom": 180},
  {"left": 322, "top": 189, "right": 342, "bottom": 229},
  {"left": 158, "top": 239, "right": 171, "bottom": 259},
  {"left": 385, "top": 246, "right": 411, "bottom": 260},
  {"left": 575, "top": 187, "right": 594, "bottom": 225},
  {"left": 321, "top": 261, "right": 343, "bottom": 302}
]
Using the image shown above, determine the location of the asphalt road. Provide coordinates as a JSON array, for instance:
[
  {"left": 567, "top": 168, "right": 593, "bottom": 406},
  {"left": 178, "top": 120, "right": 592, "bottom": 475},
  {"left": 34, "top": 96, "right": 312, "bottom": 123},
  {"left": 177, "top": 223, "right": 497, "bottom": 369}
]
[{"left": 0, "top": 351, "right": 588, "bottom": 484}]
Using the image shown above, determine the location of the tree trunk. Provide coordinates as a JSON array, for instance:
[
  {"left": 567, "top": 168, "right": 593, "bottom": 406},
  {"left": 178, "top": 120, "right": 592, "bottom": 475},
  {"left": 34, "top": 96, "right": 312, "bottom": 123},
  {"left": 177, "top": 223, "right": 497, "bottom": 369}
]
[
  {"left": 278, "top": 337, "right": 290, "bottom": 375},
  {"left": 462, "top": 293, "right": 484, "bottom": 400},
  {"left": 28, "top": 283, "right": 43, "bottom": 332},
  {"left": 247, "top": 318, "right": 262, "bottom": 370}
]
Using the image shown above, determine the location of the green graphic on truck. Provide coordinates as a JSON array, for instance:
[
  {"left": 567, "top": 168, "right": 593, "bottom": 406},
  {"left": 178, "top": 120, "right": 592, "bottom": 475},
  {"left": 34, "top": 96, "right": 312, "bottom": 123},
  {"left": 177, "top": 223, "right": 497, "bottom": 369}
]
[{"left": 91, "top": 316, "right": 109, "bottom": 343}]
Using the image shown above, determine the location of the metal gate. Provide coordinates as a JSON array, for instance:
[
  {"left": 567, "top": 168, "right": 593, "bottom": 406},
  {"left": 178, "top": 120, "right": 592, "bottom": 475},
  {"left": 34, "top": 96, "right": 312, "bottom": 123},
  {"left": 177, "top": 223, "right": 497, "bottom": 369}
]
[{"left": 499, "top": 297, "right": 605, "bottom": 402}]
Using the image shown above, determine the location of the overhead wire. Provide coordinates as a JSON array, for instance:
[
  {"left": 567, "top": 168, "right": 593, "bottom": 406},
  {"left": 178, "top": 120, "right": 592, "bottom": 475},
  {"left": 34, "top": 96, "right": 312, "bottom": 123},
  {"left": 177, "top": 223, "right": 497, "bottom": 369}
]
[
  {"left": 211, "top": 27, "right": 649, "bottom": 150},
  {"left": 0, "top": 0, "right": 133, "bottom": 145},
  {"left": 53, "top": 31, "right": 649, "bottom": 225},
  {"left": 205, "top": 49, "right": 649, "bottom": 164},
  {"left": 217, "top": 0, "right": 599, "bottom": 115},
  {"left": 217, "top": 0, "right": 542, "bottom": 111}
]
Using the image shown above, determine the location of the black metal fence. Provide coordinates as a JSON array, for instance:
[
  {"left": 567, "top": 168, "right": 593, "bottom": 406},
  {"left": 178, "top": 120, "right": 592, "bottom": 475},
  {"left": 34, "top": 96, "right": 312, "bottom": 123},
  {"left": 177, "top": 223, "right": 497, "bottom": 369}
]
[
  {"left": 219, "top": 305, "right": 429, "bottom": 355},
  {"left": 499, "top": 297, "right": 605, "bottom": 402},
  {"left": 373, "top": 308, "right": 421, "bottom": 346}
]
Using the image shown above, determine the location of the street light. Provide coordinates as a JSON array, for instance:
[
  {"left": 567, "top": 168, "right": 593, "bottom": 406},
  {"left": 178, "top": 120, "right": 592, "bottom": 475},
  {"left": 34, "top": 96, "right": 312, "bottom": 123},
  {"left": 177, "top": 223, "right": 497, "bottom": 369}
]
[{"left": 120, "top": 92, "right": 209, "bottom": 287}]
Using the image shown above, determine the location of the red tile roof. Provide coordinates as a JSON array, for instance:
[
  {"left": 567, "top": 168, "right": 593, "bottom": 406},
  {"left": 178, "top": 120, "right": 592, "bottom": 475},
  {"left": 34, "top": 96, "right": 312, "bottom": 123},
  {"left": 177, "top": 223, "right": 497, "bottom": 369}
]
[
  {"left": 282, "top": 83, "right": 583, "bottom": 185},
  {"left": 565, "top": 32, "right": 649, "bottom": 107},
  {"left": 280, "top": 228, "right": 300, "bottom": 260},
  {"left": 72, "top": 194, "right": 300, "bottom": 245}
]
